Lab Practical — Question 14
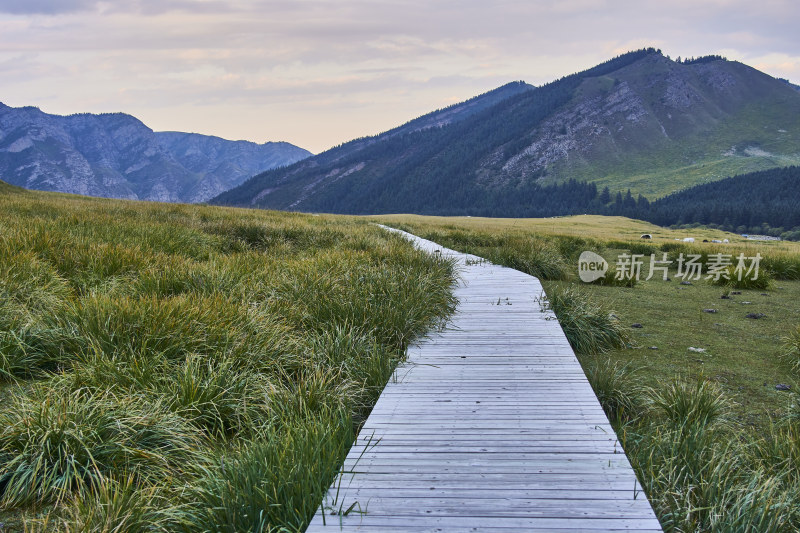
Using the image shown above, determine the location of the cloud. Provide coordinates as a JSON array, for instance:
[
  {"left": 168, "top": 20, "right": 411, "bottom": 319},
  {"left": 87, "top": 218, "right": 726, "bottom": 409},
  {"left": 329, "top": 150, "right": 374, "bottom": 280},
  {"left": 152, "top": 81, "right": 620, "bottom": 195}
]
[
  {"left": 0, "top": 0, "right": 798, "bottom": 151},
  {"left": 0, "top": 0, "right": 97, "bottom": 15}
]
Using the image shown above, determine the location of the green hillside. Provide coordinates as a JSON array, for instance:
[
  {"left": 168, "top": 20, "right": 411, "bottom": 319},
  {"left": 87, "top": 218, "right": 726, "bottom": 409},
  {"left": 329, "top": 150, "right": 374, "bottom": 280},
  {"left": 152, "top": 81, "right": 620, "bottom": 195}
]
[
  {"left": 0, "top": 179, "right": 25, "bottom": 194},
  {"left": 540, "top": 61, "right": 800, "bottom": 196},
  {"left": 213, "top": 50, "right": 800, "bottom": 214}
]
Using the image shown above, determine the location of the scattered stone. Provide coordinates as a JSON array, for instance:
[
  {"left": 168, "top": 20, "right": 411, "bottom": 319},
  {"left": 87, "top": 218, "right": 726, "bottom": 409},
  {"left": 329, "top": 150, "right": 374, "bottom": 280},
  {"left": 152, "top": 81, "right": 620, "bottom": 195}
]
[
  {"left": 745, "top": 313, "right": 767, "bottom": 319},
  {"left": 731, "top": 291, "right": 742, "bottom": 295},
  {"left": 740, "top": 301, "right": 752, "bottom": 304},
  {"left": 610, "top": 313, "right": 619, "bottom": 319},
  {"left": 688, "top": 347, "right": 706, "bottom": 353},
  {"left": 760, "top": 293, "right": 769, "bottom": 296},
  {"left": 714, "top": 323, "right": 723, "bottom": 326},
  {"left": 631, "top": 323, "right": 643, "bottom": 328},
  {"left": 680, "top": 281, "right": 693, "bottom": 286},
  {"left": 720, "top": 294, "right": 731, "bottom": 299},
  {"left": 648, "top": 346, "right": 659, "bottom": 350},
  {"left": 776, "top": 384, "right": 792, "bottom": 391},
  {"left": 703, "top": 309, "right": 718, "bottom": 313}
]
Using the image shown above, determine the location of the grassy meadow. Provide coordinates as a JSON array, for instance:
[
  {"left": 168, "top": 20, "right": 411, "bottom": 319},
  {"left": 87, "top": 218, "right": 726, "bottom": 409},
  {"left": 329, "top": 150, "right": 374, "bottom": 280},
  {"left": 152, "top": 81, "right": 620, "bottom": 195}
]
[
  {"left": 4, "top": 179, "right": 800, "bottom": 532},
  {"left": 378, "top": 214, "right": 800, "bottom": 532},
  {"left": 0, "top": 186, "right": 458, "bottom": 532},
  {"left": 378, "top": 213, "right": 800, "bottom": 253}
]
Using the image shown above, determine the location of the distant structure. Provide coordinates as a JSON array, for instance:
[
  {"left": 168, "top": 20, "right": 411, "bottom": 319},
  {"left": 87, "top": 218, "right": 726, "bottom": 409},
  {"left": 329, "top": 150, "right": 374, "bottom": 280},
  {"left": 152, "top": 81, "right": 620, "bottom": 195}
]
[{"left": 742, "top": 234, "right": 781, "bottom": 241}]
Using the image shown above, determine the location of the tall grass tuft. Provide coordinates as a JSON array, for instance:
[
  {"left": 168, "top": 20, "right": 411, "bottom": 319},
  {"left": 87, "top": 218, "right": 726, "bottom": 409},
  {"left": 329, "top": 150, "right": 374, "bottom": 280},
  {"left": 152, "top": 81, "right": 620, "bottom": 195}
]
[
  {"left": 414, "top": 229, "right": 570, "bottom": 280},
  {"left": 166, "top": 356, "right": 269, "bottom": 437},
  {"left": 539, "top": 284, "right": 629, "bottom": 355},
  {"left": 761, "top": 253, "right": 800, "bottom": 281},
  {"left": 26, "top": 475, "right": 182, "bottom": 533},
  {"left": 584, "top": 360, "right": 641, "bottom": 422},
  {"left": 270, "top": 245, "right": 457, "bottom": 351},
  {"left": 485, "top": 238, "right": 570, "bottom": 281},
  {"left": 47, "top": 293, "right": 292, "bottom": 370},
  {"left": 305, "top": 325, "right": 399, "bottom": 423},
  {"left": 649, "top": 379, "right": 728, "bottom": 431},
  {"left": 712, "top": 266, "right": 774, "bottom": 290},
  {"left": 784, "top": 325, "right": 800, "bottom": 373},
  {"left": 182, "top": 415, "right": 352, "bottom": 533},
  {"left": 0, "top": 248, "right": 73, "bottom": 380},
  {"left": 0, "top": 386, "right": 201, "bottom": 508},
  {"left": 625, "top": 387, "right": 800, "bottom": 532}
]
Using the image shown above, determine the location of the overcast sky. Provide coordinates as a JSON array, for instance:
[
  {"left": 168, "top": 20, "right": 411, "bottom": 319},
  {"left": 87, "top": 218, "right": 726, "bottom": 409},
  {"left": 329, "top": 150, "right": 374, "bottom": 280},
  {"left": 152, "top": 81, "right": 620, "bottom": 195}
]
[{"left": 1, "top": 1, "right": 798, "bottom": 153}]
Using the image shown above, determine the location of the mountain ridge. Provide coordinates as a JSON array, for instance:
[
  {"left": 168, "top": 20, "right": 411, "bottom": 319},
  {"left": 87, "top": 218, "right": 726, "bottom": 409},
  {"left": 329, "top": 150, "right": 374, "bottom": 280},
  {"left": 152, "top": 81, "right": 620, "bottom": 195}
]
[
  {"left": 0, "top": 104, "right": 311, "bottom": 203},
  {"left": 212, "top": 49, "right": 800, "bottom": 215}
]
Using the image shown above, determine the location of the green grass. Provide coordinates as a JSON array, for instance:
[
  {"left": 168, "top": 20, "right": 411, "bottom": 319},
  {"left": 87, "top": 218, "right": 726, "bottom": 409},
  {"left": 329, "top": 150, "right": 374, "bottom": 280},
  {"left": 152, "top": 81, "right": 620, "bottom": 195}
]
[
  {"left": 785, "top": 326, "right": 800, "bottom": 373},
  {"left": 583, "top": 360, "right": 642, "bottom": 423},
  {"left": 557, "top": 145, "right": 800, "bottom": 200},
  {"left": 4, "top": 186, "right": 797, "bottom": 531},
  {"left": 0, "top": 187, "right": 458, "bottom": 531},
  {"left": 538, "top": 284, "right": 629, "bottom": 355},
  {"left": 541, "top": 88, "right": 800, "bottom": 198},
  {"left": 378, "top": 213, "right": 800, "bottom": 254},
  {"left": 379, "top": 214, "right": 800, "bottom": 532}
]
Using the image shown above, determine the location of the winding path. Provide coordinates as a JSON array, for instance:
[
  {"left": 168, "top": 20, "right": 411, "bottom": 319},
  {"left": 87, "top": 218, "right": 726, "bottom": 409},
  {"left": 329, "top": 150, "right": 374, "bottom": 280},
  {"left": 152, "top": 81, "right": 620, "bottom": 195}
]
[{"left": 306, "top": 228, "right": 661, "bottom": 532}]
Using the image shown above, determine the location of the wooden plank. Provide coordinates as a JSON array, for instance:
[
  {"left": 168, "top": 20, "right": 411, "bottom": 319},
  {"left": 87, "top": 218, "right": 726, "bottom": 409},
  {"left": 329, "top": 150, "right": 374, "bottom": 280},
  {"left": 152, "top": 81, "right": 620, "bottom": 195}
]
[
  {"left": 311, "top": 515, "right": 662, "bottom": 531},
  {"left": 305, "top": 228, "right": 661, "bottom": 532}
]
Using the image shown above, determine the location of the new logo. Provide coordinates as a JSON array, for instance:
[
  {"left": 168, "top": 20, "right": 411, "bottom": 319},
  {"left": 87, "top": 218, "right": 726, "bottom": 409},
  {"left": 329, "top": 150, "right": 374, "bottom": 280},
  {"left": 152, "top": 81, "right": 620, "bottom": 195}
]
[{"left": 578, "top": 251, "right": 608, "bottom": 282}]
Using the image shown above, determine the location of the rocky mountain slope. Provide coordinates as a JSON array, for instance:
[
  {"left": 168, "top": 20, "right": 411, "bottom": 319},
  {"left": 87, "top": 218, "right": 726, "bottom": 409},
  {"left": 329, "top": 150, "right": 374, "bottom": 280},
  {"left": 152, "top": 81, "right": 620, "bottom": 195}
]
[
  {"left": 0, "top": 104, "right": 310, "bottom": 202},
  {"left": 212, "top": 49, "right": 800, "bottom": 215},
  {"left": 155, "top": 132, "right": 310, "bottom": 202}
]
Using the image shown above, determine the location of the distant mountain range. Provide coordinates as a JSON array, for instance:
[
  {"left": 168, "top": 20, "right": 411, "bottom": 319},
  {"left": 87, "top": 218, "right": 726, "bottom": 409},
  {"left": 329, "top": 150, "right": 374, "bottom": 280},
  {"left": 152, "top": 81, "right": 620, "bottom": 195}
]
[
  {"left": 212, "top": 49, "right": 800, "bottom": 215},
  {"left": 0, "top": 104, "right": 310, "bottom": 203}
]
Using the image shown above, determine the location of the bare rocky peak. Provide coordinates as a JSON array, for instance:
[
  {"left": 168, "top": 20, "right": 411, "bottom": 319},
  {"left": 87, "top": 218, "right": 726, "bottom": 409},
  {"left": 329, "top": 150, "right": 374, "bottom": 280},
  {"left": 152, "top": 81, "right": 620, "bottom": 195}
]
[{"left": 480, "top": 54, "right": 781, "bottom": 187}]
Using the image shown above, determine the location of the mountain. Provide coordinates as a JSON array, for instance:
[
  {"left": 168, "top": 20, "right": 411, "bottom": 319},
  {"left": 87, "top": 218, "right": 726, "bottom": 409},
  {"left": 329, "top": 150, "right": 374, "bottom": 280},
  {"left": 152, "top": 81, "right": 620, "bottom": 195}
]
[
  {"left": 779, "top": 78, "right": 800, "bottom": 92},
  {"left": 0, "top": 104, "right": 310, "bottom": 203},
  {"left": 155, "top": 132, "right": 310, "bottom": 202},
  {"left": 212, "top": 49, "right": 800, "bottom": 215}
]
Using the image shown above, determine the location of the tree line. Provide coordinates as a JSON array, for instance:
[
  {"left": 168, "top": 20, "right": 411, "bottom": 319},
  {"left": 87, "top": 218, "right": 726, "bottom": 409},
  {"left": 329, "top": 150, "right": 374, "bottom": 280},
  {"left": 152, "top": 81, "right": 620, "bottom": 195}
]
[
  {"left": 603, "top": 166, "right": 800, "bottom": 240},
  {"left": 500, "top": 166, "right": 800, "bottom": 241}
]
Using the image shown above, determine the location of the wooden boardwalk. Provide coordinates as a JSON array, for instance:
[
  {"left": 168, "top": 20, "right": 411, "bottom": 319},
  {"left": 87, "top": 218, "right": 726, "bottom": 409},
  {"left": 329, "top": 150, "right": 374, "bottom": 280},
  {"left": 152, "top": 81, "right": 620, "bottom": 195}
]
[{"left": 306, "top": 229, "right": 661, "bottom": 532}]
